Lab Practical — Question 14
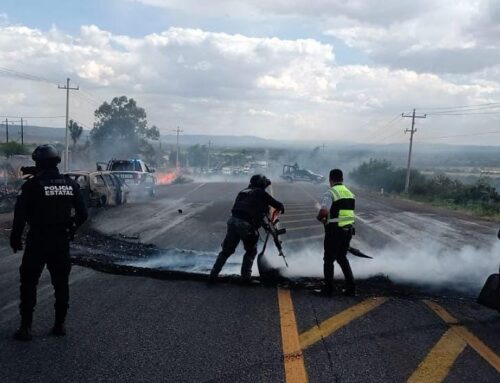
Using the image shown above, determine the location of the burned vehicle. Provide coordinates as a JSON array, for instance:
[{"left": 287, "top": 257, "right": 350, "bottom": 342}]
[
  {"left": 97, "top": 159, "right": 156, "bottom": 197},
  {"left": 65, "top": 171, "right": 129, "bottom": 207},
  {"left": 280, "top": 163, "right": 325, "bottom": 184}
]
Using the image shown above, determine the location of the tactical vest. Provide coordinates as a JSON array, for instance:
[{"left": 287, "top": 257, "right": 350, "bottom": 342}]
[
  {"left": 328, "top": 184, "right": 355, "bottom": 227},
  {"left": 232, "top": 187, "right": 267, "bottom": 226},
  {"left": 29, "top": 172, "right": 76, "bottom": 227}
]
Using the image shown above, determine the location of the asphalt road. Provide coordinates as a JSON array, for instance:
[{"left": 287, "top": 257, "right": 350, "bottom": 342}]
[
  {"left": 0, "top": 181, "right": 499, "bottom": 382},
  {"left": 89, "top": 181, "right": 499, "bottom": 293}
]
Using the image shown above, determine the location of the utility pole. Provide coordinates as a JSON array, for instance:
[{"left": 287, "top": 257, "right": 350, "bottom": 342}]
[
  {"left": 173, "top": 126, "right": 183, "bottom": 169},
  {"left": 321, "top": 144, "right": 326, "bottom": 153},
  {"left": 58, "top": 78, "right": 79, "bottom": 171},
  {"left": 207, "top": 140, "right": 212, "bottom": 170},
  {"left": 4, "top": 118, "right": 8, "bottom": 143},
  {"left": 20, "top": 118, "right": 24, "bottom": 145},
  {"left": 402, "top": 109, "right": 426, "bottom": 193}
]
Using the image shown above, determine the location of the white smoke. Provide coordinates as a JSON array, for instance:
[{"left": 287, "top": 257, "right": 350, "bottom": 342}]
[
  {"left": 119, "top": 237, "right": 499, "bottom": 295},
  {"left": 282, "top": 239, "right": 500, "bottom": 294},
  {"left": 122, "top": 249, "right": 244, "bottom": 275}
]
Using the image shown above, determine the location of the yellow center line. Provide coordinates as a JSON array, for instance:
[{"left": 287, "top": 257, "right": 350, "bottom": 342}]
[
  {"left": 277, "top": 288, "right": 309, "bottom": 383},
  {"left": 407, "top": 329, "right": 466, "bottom": 383},
  {"left": 424, "top": 300, "right": 500, "bottom": 374},
  {"left": 299, "top": 297, "right": 388, "bottom": 350}
]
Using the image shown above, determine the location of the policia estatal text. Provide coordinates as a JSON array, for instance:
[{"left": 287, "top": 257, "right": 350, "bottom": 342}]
[
  {"left": 317, "top": 169, "right": 356, "bottom": 296},
  {"left": 10, "top": 145, "right": 88, "bottom": 341},
  {"left": 209, "top": 175, "right": 284, "bottom": 283}
]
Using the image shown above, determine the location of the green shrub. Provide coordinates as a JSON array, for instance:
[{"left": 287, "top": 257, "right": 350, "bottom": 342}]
[{"left": 350, "top": 159, "right": 500, "bottom": 216}]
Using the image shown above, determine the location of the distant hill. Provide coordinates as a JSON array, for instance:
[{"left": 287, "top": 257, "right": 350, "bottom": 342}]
[
  {"left": 2, "top": 124, "right": 90, "bottom": 144},
  {"left": 160, "top": 133, "right": 274, "bottom": 148},
  {"left": 3, "top": 124, "right": 499, "bottom": 157}
]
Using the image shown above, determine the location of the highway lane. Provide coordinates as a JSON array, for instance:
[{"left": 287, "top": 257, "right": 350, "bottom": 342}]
[
  {"left": 0, "top": 181, "right": 499, "bottom": 382},
  {"left": 89, "top": 181, "right": 499, "bottom": 293}
]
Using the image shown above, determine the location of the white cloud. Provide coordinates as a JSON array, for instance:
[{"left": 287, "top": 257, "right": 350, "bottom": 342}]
[
  {"left": 130, "top": 0, "right": 500, "bottom": 76},
  {"left": 0, "top": 92, "right": 26, "bottom": 105},
  {"left": 0, "top": 20, "right": 499, "bottom": 144},
  {"left": 129, "top": 0, "right": 430, "bottom": 23}
]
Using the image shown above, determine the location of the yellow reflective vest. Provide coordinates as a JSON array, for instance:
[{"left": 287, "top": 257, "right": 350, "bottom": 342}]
[{"left": 327, "top": 184, "right": 355, "bottom": 227}]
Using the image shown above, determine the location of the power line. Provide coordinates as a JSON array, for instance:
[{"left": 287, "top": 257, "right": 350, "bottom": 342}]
[
  {"left": 71, "top": 119, "right": 93, "bottom": 130},
  {"left": 418, "top": 101, "right": 500, "bottom": 111},
  {"left": 0, "top": 66, "right": 58, "bottom": 85},
  {"left": 425, "top": 110, "right": 500, "bottom": 116},
  {"left": 370, "top": 116, "right": 405, "bottom": 144},
  {"left": 0, "top": 66, "right": 101, "bottom": 108},
  {"left": 360, "top": 114, "right": 403, "bottom": 143},
  {"left": 74, "top": 91, "right": 101, "bottom": 107}
]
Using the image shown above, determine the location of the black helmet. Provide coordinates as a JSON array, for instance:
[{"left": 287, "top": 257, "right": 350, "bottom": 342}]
[
  {"left": 32, "top": 144, "right": 61, "bottom": 163},
  {"left": 249, "top": 174, "right": 271, "bottom": 189}
]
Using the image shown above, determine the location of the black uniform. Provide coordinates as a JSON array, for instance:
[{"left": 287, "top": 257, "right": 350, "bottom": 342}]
[
  {"left": 210, "top": 187, "right": 284, "bottom": 280},
  {"left": 324, "top": 225, "right": 355, "bottom": 293},
  {"left": 10, "top": 169, "right": 88, "bottom": 327}
]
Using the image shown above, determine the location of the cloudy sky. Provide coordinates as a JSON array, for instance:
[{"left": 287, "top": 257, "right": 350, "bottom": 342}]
[{"left": 1, "top": 0, "right": 500, "bottom": 145}]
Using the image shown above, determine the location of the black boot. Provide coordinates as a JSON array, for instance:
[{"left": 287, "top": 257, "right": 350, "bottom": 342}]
[
  {"left": 14, "top": 326, "right": 33, "bottom": 341},
  {"left": 207, "top": 274, "right": 218, "bottom": 285},
  {"left": 313, "top": 284, "right": 335, "bottom": 297},
  {"left": 51, "top": 322, "right": 66, "bottom": 336},
  {"left": 341, "top": 286, "right": 356, "bottom": 297},
  {"left": 52, "top": 309, "right": 67, "bottom": 336}
]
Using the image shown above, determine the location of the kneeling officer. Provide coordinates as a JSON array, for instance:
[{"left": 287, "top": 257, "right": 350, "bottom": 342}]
[
  {"left": 11, "top": 145, "right": 88, "bottom": 341},
  {"left": 209, "top": 174, "right": 284, "bottom": 283}
]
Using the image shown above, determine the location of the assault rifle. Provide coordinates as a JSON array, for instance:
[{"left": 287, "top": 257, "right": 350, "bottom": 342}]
[
  {"left": 260, "top": 211, "right": 288, "bottom": 267},
  {"left": 20, "top": 166, "right": 38, "bottom": 176}
]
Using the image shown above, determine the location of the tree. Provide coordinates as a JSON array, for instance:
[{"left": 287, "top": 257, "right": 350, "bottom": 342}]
[
  {"left": 91, "top": 96, "right": 160, "bottom": 159},
  {"left": 68, "top": 120, "right": 83, "bottom": 148},
  {"left": 187, "top": 144, "right": 209, "bottom": 167},
  {"left": 0, "top": 142, "right": 30, "bottom": 158}
]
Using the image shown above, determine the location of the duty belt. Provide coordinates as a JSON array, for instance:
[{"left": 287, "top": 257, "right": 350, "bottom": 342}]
[{"left": 327, "top": 217, "right": 355, "bottom": 223}]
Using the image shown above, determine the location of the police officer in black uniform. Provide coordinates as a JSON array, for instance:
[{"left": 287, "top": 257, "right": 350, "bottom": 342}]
[
  {"left": 10, "top": 145, "right": 88, "bottom": 341},
  {"left": 209, "top": 174, "right": 284, "bottom": 283}
]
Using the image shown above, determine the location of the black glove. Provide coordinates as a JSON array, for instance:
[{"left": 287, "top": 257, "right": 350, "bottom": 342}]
[
  {"left": 10, "top": 236, "right": 23, "bottom": 253},
  {"left": 497, "top": 229, "right": 500, "bottom": 240},
  {"left": 278, "top": 203, "right": 285, "bottom": 214},
  {"left": 67, "top": 222, "right": 77, "bottom": 241}
]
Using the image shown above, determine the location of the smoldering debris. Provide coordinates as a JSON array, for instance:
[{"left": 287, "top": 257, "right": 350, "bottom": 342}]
[
  {"left": 281, "top": 239, "right": 500, "bottom": 295},
  {"left": 72, "top": 227, "right": 500, "bottom": 296},
  {"left": 121, "top": 249, "right": 238, "bottom": 275}
]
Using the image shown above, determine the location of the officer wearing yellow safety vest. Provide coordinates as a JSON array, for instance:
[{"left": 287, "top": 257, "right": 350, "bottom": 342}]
[{"left": 316, "top": 169, "right": 356, "bottom": 296}]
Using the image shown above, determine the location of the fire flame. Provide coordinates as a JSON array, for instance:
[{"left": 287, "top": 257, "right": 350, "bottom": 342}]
[{"left": 156, "top": 171, "right": 177, "bottom": 185}]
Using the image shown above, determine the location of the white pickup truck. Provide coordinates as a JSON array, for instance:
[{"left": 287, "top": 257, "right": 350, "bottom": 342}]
[{"left": 97, "top": 159, "right": 156, "bottom": 197}]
